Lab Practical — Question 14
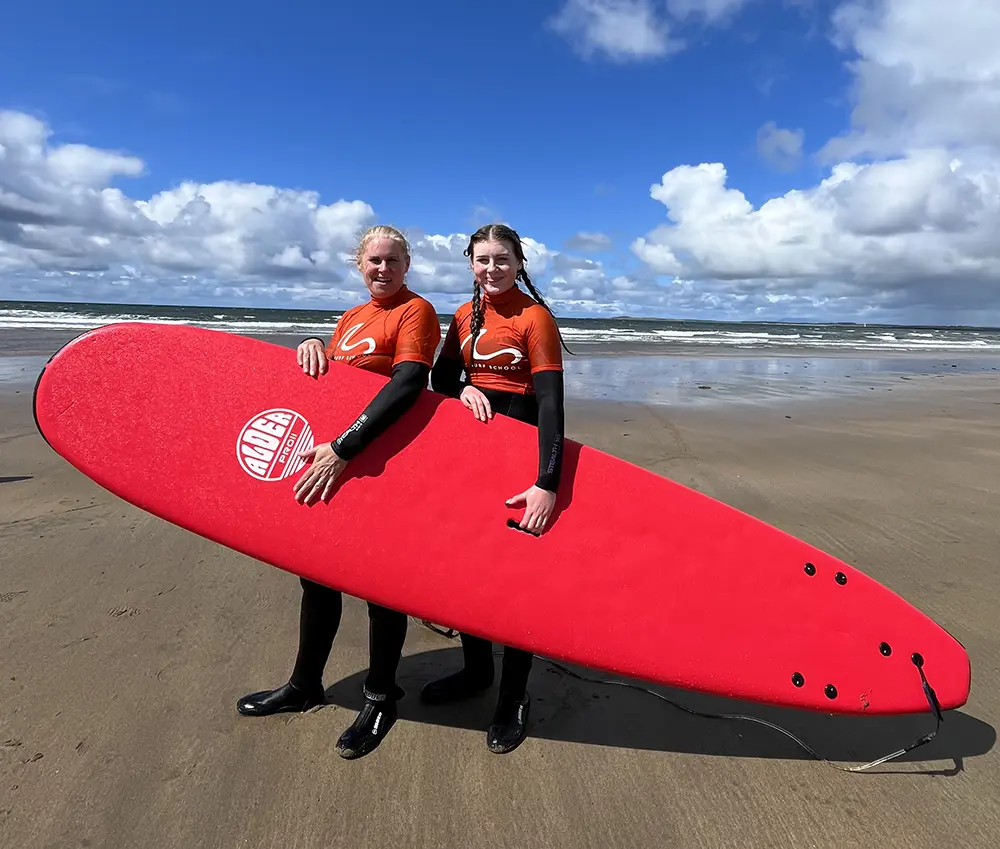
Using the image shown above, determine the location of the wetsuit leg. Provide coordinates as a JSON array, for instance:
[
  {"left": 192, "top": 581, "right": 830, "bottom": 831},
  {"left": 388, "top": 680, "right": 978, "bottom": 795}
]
[
  {"left": 289, "top": 576, "right": 344, "bottom": 690},
  {"left": 499, "top": 646, "right": 533, "bottom": 702},
  {"left": 237, "top": 577, "right": 338, "bottom": 716},
  {"left": 418, "top": 631, "right": 495, "bottom": 704},
  {"left": 363, "top": 602, "right": 408, "bottom": 699},
  {"left": 460, "top": 632, "right": 497, "bottom": 684},
  {"left": 335, "top": 602, "right": 407, "bottom": 760}
]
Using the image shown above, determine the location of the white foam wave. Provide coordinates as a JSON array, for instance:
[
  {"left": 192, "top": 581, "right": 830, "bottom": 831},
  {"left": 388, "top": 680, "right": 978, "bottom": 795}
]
[{"left": 3, "top": 308, "right": 1000, "bottom": 352}]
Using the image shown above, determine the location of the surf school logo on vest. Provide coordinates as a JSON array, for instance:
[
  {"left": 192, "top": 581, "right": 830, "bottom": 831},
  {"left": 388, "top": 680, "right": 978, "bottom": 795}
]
[
  {"left": 461, "top": 330, "right": 525, "bottom": 372},
  {"left": 236, "top": 409, "right": 315, "bottom": 481},
  {"left": 337, "top": 323, "right": 376, "bottom": 355}
]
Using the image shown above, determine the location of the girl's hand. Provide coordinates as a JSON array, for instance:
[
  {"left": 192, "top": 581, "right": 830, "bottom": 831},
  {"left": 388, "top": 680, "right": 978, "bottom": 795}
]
[
  {"left": 506, "top": 485, "right": 557, "bottom": 535},
  {"left": 460, "top": 386, "right": 493, "bottom": 422}
]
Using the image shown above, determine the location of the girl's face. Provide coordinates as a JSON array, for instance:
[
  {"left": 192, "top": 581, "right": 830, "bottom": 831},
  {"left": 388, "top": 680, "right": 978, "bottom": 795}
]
[{"left": 471, "top": 238, "right": 520, "bottom": 297}]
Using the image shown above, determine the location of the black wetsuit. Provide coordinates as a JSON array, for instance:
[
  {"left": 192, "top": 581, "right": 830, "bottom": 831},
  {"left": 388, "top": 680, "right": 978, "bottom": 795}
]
[
  {"left": 428, "top": 357, "right": 565, "bottom": 700},
  {"left": 290, "top": 358, "right": 429, "bottom": 700}
]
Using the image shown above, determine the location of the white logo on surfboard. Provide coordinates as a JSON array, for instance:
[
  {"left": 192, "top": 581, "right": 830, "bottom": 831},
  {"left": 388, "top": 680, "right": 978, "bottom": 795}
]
[
  {"left": 461, "top": 330, "right": 524, "bottom": 364},
  {"left": 338, "top": 323, "right": 376, "bottom": 355},
  {"left": 237, "top": 408, "right": 315, "bottom": 481}
]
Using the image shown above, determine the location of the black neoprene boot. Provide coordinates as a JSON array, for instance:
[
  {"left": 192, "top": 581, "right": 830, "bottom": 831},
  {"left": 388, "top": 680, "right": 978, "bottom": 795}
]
[
  {"left": 487, "top": 692, "right": 530, "bottom": 754},
  {"left": 419, "top": 668, "right": 495, "bottom": 705},
  {"left": 236, "top": 681, "right": 325, "bottom": 716},
  {"left": 335, "top": 688, "right": 401, "bottom": 760}
]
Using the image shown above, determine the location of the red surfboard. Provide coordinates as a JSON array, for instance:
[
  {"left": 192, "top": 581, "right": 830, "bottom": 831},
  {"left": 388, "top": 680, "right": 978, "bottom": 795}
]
[{"left": 32, "top": 322, "right": 971, "bottom": 716}]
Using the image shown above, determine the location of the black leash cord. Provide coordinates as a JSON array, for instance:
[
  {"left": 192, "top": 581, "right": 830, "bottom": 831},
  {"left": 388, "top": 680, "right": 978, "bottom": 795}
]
[{"left": 417, "top": 620, "right": 944, "bottom": 773}]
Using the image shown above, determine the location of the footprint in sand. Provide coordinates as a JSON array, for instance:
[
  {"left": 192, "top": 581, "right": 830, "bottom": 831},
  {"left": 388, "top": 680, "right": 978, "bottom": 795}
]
[{"left": 0, "top": 591, "right": 27, "bottom": 603}]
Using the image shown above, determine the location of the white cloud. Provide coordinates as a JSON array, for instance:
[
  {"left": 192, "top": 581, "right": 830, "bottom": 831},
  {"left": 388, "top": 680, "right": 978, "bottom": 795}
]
[
  {"left": 667, "top": 0, "right": 751, "bottom": 24},
  {"left": 629, "top": 0, "right": 1000, "bottom": 324},
  {"left": 548, "top": 0, "right": 756, "bottom": 62},
  {"left": 7, "top": 1, "right": 999, "bottom": 326},
  {"left": 564, "top": 231, "right": 613, "bottom": 251},
  {"left": 0, "top": 112, "right": 377, "bottom": 285},
  {"left": 756, "top": 122, "right": 804, "bottom": 172},
  {"left": 548, "top": 0, "right": 684, "bottom": 62},
  {"left": 632, "top": 152, "right": 1000, "bottom": 317},
  {"left": 635, "top": 152, "right": 999, "bottom": 277},
  {"left": 823, "top": 0, "right": 1000, "bottom": 159},
  {"left": 0, "top": 110, "right": 651, "bottom": 316}
]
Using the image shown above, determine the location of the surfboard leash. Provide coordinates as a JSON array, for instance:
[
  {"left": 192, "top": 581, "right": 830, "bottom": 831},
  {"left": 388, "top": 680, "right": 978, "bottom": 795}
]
[
  {"left": 541, "top": 654, "right": 944, "bottom": 774},
  {"left": 416, "top": 619, "right": 945, "bottom": 773},
  {"left": 420, "top": 620, "right": 459, "bottom": 639}
]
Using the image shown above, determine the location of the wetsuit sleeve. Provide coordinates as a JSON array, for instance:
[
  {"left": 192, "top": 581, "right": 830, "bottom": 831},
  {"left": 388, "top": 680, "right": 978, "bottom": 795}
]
[
  {"left": 331, "top": 361, "right": 430, "bottom": 460},
  {"left": 430, "top": 317, "right": 465, "bottom": 398},
  {"left": 532, "top": 369, "right": 564, "bottom": 492},
  {"left": 392, "top": 301, "right": 441, "bottom": 368}
]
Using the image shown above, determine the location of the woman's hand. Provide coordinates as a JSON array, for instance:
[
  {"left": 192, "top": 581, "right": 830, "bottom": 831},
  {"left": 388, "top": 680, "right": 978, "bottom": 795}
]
[
  {"left": 297, "top": 339, "right": 328, "bottom": 377},
  {"left": 460, "top": 385, "right": 493, "bottom": 422},
  {"left": 293, "top": 442, "right": 348, "bottom": 504},
  {"left": 506, "top": 485, "right": 557, "bottom": 535}
]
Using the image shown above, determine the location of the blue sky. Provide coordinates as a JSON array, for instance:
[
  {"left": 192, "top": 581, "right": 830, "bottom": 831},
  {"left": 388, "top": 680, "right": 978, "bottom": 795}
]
[
  {"left": 1, "top": 1, "right": 998, "bottom": 324},
  {"left": 2, "top": 1, "right": 845, "bottom": 232}
]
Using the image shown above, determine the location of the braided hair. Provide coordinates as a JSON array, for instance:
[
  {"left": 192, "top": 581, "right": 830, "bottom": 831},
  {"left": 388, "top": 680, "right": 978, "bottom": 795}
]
[{"left": 463, "top": 223, "right": 574, "bottom": 355}]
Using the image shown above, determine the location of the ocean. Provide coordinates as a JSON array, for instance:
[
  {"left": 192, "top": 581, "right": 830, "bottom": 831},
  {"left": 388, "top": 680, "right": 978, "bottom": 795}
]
[
  {"left": 4, "top": 300, "right": 1000, "bottom": 407},
  {"left": 3, "top": 300, "right": 1000, "bottom": 354}
]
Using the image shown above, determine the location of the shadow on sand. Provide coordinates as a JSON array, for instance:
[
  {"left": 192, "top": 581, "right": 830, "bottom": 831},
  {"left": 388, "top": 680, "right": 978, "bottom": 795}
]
[{"left": 325, "top": 644, "right": 995, "bottom": 776}]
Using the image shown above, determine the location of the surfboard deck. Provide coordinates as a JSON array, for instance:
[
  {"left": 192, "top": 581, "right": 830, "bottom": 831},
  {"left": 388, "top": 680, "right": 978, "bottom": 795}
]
[{"left": 32, "top": 322, "right": 971, "bottom": 716}]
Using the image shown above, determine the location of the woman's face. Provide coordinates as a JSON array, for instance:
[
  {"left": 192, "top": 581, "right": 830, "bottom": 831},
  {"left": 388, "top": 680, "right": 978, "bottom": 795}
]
[
  {"left": 359, "top": 237, "right": 409, "bottom": 299},
  {"left": 471, "top": 238, "right": 520, "bottom": 298}
]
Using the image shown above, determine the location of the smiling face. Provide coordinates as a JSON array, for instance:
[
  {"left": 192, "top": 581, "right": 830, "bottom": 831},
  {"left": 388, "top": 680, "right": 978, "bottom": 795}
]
[
  {"left": 471, "top": 237, "right": 521, "bottom": 298},
  {"left": 358, "top": 235, "right": 410, "bottom": 300}
]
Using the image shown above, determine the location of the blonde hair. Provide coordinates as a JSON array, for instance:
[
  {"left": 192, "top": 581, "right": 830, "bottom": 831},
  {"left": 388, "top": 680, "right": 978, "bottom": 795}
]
[{"left": 352, "top": 224, "right": 410, "bottom": 271}]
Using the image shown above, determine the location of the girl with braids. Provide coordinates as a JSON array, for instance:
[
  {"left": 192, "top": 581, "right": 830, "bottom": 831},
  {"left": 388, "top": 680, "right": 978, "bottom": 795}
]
[
  {"left": 425, "top": 222, "right": 570, "bottom": 754},
  {"left": 236, "top": 224, "right": 441, "bottom": 761}
]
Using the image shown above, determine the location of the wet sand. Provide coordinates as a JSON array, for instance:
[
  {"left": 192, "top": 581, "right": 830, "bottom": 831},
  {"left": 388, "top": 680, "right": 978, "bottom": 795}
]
[{"left": 2, "top": 334, "right": 999, "bottom": 848}]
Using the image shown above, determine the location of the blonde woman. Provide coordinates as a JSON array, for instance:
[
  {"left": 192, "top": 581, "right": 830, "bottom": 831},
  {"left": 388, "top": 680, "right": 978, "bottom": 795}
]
[{"left": 237, "top": 225, "right": 440, "bottom": 761}]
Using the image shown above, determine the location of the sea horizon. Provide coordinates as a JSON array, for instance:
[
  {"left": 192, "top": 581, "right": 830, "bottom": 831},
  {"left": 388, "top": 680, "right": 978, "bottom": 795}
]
[
  {"left": 3, "top": 297, "right": 999, "bottom": 331},
  {"left": 4, "top": 298, "right": 1000, "bottom": 355}
]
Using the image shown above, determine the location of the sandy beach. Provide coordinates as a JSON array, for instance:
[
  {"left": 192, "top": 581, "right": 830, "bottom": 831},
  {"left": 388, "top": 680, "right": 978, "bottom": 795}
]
[{"left": 2, "top": 332, "right": 999, "bottom": 848}]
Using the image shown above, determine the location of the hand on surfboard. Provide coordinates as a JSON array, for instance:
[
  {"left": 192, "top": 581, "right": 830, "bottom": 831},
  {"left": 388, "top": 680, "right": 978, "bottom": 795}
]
[
  {"left": 459, "top": 387, "right": 554, "bottom": 533},
  {"left": 293, "top": 442, "right": 348, "bottom": 504},
  {"left": 297, "top": 339, "right": 328, "bottom": 377},
  {"left": 507, "top": 485, "right": 557, "bottom": 535},
  {"left": 460, "top": 386, "right": 493, "bottom": 422}
]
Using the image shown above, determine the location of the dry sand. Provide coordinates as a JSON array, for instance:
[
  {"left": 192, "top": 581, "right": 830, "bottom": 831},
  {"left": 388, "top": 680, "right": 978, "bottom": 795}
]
[{"left": 2, "top": 347, "right": 999, "bottom": 848}]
